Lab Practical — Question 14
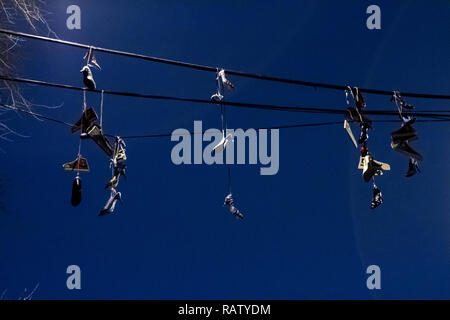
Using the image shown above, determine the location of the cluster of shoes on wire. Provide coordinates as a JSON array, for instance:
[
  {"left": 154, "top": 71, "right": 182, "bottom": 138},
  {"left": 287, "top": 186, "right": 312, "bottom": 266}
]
[
  {"left": 210, "top": 69, "right": 244, "bottom": 220},
  {"left": 343, "top": 87, "right": 422, "bottom": 209},
  {"left": 390, "top": 91, "right": 422, "bottom": 177},
  {"left": 62, "top": 48, "right": 126, "bottom": 216},
  {"left": 59, "top": 49, "right": 424, "bottom": 216}
]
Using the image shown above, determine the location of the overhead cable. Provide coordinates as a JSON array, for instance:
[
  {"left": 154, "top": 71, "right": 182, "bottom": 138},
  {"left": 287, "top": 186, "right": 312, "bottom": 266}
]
[{"left": 1, "top": 28, "right": 449, "bottom": 100}]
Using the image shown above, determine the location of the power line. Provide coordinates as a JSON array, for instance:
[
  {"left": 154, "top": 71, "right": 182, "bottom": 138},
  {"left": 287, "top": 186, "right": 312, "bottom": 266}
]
[
  {"left": 1, "top": 28, "right": 450, "bottom": 100},
  {"left": 2, "top": 103, "right": 449, "bottom": 141},
  {"left": 2, "top": 75, "right": 450, "bottom": 120},
  {"left": 0, "top": 103, "right": 74, "bottom": 127},
  {"left": 116, "top": 122, "right": 345, "bottom": 139},
  {"left": 117, "top": 119, "right": 450, "bottom": 139},
  {"left": 0, "top": 102, "right": 343, "bottom": 138}
]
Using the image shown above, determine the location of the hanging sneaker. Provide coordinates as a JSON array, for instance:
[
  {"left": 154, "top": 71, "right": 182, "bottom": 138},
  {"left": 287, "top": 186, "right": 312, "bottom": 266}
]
[
  {"left": 224, "top": 193, "right": 244, "bottom": 219},
  {"left": 86, "top": 124, "right": 114, "bottom": 157},
  {"left": 358, "top": 122, "right": 371, "bottom": 144},
  {"left": 218, "top": 69, "right": 234, "bottom": 89},
  {"left": 71, "top": 108, "right": 98, "bottom": 134},
  {"left": 71, "top": 175, "right": 82, "bottom": 206},
  {"left": 83, "top": 47, "right": 101, "bottom": 70},
  {"left": 80, "top": 65, "right": 96, "bottom": 90},
  {"left": 371, "top": 185, "right": 383, "bottom": 209},
  {"left": 63, "top": 157, "right": 89, "bottom": 172},
  {"left": 345, "top": 107, "right": 359, "bottom": 122},
  {"left": 99, "top": 188, "right": 122, "bottom": 216},
  {"left": 114, "top": 160, "right": 127, "bottom": 177},
  {"left": 231, "top": 206, "right": 244, "bottom": 219},
  {"left": 391, "top": 124, "right": 418, "bottom": 143},
  {"left": 350, "top": 87, "right": 366, "bottom": 110},
  {"left": 406, "top": 157, "right": 420, "bottom": 177},
  {"left": 105, "top": 175, "right": 119, "bottom": 189},
  {"left": 363, "top": 155, "right": 383, "bottom": 182},
  {"left": 391, "top": 140, "right": 423, "bottom": 161},
  {"left": 213, "top": 132, "right": 233, "bottom": 155}
]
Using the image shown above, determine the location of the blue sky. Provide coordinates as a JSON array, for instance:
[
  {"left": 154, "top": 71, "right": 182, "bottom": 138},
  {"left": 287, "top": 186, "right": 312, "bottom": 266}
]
[{"left": 0, "top": 0, "right": 449, "bottom": 299}]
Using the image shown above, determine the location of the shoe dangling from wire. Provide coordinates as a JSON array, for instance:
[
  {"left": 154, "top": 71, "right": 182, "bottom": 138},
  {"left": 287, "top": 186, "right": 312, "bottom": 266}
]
[
  {"left": 213, "top": 131, "right": 233, "bottom": 155},
  {"left": 105, "top": 137, "right": 127, "bottom": 189},
  {"left": 358, "top": 121, "right": 372, "bottom": 145},
  {"left": 101, "top": 137, "right": 126, "bottom": 215},
  {"left": 345, "top": 86, "right": 366, "bottom": 113},
  {"left": 80, "top": 65, "right": 96, "bottom": 90},
  {"left": 210, "top": 69, "right": 233, "bottom": 101},
  {"left": 71, "top": 108, "right": 114, "bottom": 157},
  {"left": 71, "top": 174, "right": 82, "bottom": 207},
  {"left": 80, "top": 47, "right": 101, "bottom": 90},
  {"left": 63, "top": 156, "right": 89, "bottom": 172},
  {"left": 85, "top": 123, "right": 114, "bottom": 157},
  {"left": 71, "top": 107, "right": 98, "bottom": 139},
  {"left": 83, "top": 46, "right": 101, "bottom": 70},
  {"left": 99, "top": 187, "right": 122, "bottom": 216},
  {"left": 63, "top": 156, "right": 89, "bottom": 206},
  {"left": 358, "top": 144, "right": 391, "bottom": 182},
  {"left": 391, "top": 123, "right": 418, "bottom": 144},
  {"left": 390, "top": 91, "right": 423, "bottom": 172},
  {"left": 217, "top": 69, "right": 234, "bottom": 90},
  {"left": 224, "top": 193, "right": 244, "bottom": 219},
  {"left": 371, "top": 182, "right": 383, "bottom": 209},
  {"left": 405, "top": 157, "right": 420, "bottom": 177},
  {"left": 344, "top": 86, "right": 372, "bottom": 147},
  {"left": 391, "top": 140, "right": 423, "bottom": 161}
]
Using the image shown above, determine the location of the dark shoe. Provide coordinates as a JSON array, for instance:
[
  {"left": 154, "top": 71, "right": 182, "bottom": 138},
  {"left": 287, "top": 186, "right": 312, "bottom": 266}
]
[
  {"left": 71, "top": 176, "right": 82, "bottom": 206},
  {"left": 406, "top": 158, "right": 420, "bottom": 177},
  {"left": 391, "top": 141, "right": 423, "bottom": 161},
  {"left": 371, "top": 185, "right": 383, "bottom": 209},
  {"left": 71, "top": 108, "right": 98, "bottom": 134},
  {"left": 358, "top": 123, "right": 370, "bottom": 144},
  {"left": 391, "top": 124, "right": 417, "bottom": 143},
  {"left": 363, "top": 156, "right": 383, "bottom": 182},
  {"left": 86, "top": 124, "right": 113, "bottom": 157},
  {"left": 63, "top": 157, "right": 89, "bottom": 172},
  {"left": 224, "top": 193, "right": 244, "bottom": 219},
  {"left": 80, "top": 65, "right": 96, "bottom": 90}
]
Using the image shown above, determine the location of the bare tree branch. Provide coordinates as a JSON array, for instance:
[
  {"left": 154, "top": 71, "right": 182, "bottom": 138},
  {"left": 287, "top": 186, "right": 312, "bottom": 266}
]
[{"left": 0, "top": 0, "right": 57, "bottom": 139}]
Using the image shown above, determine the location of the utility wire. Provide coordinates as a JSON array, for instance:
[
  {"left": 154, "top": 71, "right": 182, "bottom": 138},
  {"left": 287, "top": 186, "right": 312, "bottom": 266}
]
[
  {"left": 0, "top": 103, "right": 74, "bottom": 127},
  {"left": 2, "top": 75, "right": 450, "bottom": 120},
  {"left": 114, "top": 119, "right": 450, "bottom": 139},
  {"left": 2, "top": 103, "right": 449, "bottom": 140},
  {"left": 1, "top": 28, "right": 450, "bottom": 100},
  {"left": 0, "top": 102, "right": 343, "bottom": 138}
]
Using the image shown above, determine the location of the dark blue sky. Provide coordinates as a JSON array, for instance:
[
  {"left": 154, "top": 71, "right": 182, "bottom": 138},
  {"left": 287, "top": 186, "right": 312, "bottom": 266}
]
[{"left": 0, "top": 0, "right": 449, "bottom": 299}]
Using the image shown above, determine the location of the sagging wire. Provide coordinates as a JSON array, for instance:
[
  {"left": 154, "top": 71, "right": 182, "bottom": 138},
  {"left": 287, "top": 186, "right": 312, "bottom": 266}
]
[
  {"left": 1, "top": 28, "right": 449, "bottom": 100},
  {"left": 2, "top": 75, "right": 450, "bottom": 119}
]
